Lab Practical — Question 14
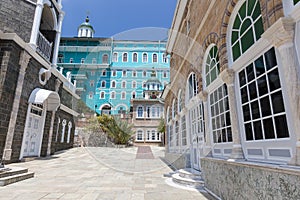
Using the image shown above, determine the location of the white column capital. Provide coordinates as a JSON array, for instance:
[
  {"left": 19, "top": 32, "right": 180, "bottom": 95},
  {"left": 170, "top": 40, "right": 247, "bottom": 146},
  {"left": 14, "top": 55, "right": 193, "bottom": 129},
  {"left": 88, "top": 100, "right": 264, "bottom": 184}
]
[
  {"left": 220, "top": 68, "right": 235, "bottom": 86},
  {"left": 262, "top": 17, "right": 295, "bottom": 47}
]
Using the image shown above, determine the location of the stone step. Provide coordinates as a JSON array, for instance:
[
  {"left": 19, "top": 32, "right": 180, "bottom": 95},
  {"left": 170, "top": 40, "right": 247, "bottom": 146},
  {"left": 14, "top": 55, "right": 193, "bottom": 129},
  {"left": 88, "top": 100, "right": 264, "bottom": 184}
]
[
  {"left": 0, "top": 171, "right": 34, "bottom": 186},
  {"left": 172, "top": 173, "right": 204, "bottom": 189},
  {"left": 177, "top": 168, "right": 202, "bottom": 179},
  {"left": 0, "top": 167, "right": 28, "bottom": 179}
]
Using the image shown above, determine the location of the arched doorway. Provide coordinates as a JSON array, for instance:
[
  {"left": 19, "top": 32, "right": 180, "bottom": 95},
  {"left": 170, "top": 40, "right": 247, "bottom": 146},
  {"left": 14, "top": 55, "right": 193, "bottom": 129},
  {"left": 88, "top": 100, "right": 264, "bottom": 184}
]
[
  {"left": 20, "top": 88, "right": 60, "bottom": 159},
  {"left": 101, "top": 104, "right": 112, "bottom": 115}
]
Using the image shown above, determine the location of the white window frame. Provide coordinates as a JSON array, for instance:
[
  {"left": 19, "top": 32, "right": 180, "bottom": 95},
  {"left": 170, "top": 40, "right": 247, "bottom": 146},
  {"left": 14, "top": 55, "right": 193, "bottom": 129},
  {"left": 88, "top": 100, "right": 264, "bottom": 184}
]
[
  {"left": 142, "top": 53, "right": 148, "bottom": 63},
  {"left": 110, "top": 91, "right": 116, "bottom": 99},
  {"left": 121, "top": 91, "right": 126, "bottom": 100},
  {"left": 122, "top": 52, "right": 128, "bottom": 62},
  {"left": 113, "top": 52, "right": 118, "bottom": 62},
  {"left": 136, "top": 130, "right": 144, "bottom": 141},
  {"left": 111, "top": 80, "right": 116, "bottom": 88},
  {"left": 121, "top": 81, "right": 126, "bottom": 88},
  {"left": 132, "top": 52, "right": 138, "bottom": 62},
  {"left": 137, "top": 106, "right": 144, "bottom": 118},
  {"left": 152, "top": 53, "right": 158, "bottom": 63},
  {"left": 100, "top": 91, "right": 105, "bottom": 99}
]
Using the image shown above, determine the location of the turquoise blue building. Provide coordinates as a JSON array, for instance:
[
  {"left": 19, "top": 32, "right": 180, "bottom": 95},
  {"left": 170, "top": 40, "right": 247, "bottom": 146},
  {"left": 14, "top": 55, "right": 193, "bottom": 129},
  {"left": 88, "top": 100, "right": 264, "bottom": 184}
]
[{"left": 58, "top": 17, "right": 170, "bottom": 115}]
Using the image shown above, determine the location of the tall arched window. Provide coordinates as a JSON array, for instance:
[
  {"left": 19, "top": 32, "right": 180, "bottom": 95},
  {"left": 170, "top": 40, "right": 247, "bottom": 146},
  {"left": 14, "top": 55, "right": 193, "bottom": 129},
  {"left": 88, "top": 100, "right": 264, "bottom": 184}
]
[
  {"left": 121, "top": 91, "right": 126, "bottom": 99},
  {"left": 110, "top": 91, "right": 116, "bottom": 99},
  {"left": 137, "top": 106, "right": 143, "bottom": 118},
  {"left": 152, "top": 53, "right": 158, "bottom": 62},
  {"left": 231, "top": 0, "right": 264, "bottom": 61},
  {"left": 102, "top": 54, "right": 109, "bottom": 64},
  {"left": 205, "top": 45, "right": 220, "bottom": 87},
  {"left": 100, "top": 91, "right": 105, "bottom": 99},
  {"left": 142, "top": 53, "right": 148, "bottom": 62},
  {"left": 113, "top": 52, "right": 118, "bottom": 62},
  {"left": 132, "top": 81, "right": 137, "bottom": 88},
  {"left": 67, "top": 121, "right": 72, "bottom": 143},
  {"left": 133, "top": 53, "right": 138, "bottom": 62},
  {"left": 122, "top": 53, "right": 128, "bottom": 62},
  {"left": 122, "top": 81, "right": 126, "bottom": 88},
  {"left": 111, "top": 81, "right": 116, "bottom": 88},
  {"left": 61, "top": 119, "right": 66, "bottom": 143},
  {"left": 187, "top": 73, "right": 198, "bottom": 101},
  {"left": 101, "top": 81, "right": 106, "bottom": 88}
]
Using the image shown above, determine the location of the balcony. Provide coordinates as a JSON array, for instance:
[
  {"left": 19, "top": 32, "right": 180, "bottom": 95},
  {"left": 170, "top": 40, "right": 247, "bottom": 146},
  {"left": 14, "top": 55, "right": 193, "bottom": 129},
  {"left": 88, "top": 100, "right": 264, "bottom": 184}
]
[{"left": 37, "top": 31, "right": 53, "bottom": 61}]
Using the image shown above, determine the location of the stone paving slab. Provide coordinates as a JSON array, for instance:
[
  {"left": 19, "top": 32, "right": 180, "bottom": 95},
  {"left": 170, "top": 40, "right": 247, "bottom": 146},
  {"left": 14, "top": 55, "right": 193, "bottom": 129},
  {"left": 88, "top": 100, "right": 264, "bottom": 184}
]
[{"left": 0, "top": 147, "right": 213, "bottom": 200}]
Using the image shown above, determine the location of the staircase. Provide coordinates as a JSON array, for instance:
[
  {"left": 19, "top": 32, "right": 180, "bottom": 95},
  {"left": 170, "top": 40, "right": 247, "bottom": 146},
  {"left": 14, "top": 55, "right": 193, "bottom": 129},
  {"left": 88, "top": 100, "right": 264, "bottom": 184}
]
[
  {"left": 171, "top": 168, "right": 205, "bottom": 190},
  {"left": 0, "top": 167, "right": 34, "bottom": 186}
]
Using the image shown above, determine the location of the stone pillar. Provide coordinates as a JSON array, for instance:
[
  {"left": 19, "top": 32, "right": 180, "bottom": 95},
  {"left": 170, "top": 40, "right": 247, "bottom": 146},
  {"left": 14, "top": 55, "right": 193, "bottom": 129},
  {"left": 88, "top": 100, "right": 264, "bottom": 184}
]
[
  {"left": 51, "top": 12, "right": 65, "bottom": 66},
  {"left": 47, "top": 79, "right": 62, "bottom": 156},
  {"left": 262, "top": 17, "right": 300, "bottom": 165},
  {"left": 200, "top": 91, "right": 212, "bottom": 157},
  {"left": 2, "top": 51, "right": 31, "bottom": 161},
  {"left": 220, "top": 69, "right": 244, "bottom": 160},
  {"left": 29, "top": 0, "right": 44, "bottom": 48}
]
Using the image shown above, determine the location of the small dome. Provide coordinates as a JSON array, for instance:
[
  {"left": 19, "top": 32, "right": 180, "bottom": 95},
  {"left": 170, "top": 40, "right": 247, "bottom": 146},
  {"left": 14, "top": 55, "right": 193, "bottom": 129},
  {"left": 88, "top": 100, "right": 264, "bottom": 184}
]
[{"left": 78, "top": 16, "right": 95, "bottom": 38}]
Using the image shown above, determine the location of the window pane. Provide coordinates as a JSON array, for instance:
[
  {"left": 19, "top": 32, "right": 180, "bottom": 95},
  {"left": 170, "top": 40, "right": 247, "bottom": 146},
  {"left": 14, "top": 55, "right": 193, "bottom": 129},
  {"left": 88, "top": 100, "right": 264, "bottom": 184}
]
[
  {"left": 265, "top": 47, "right": 277, "bottom": 70},
  {"left": 268, "top": 68, "right": 281, "bottom": 92},
  {"left": 245, "top": 123, "right": 253, "bottom": 140},
  {"left": 238, "top": 2, "right": 247, "bottom": 19},
  {"left": 254, "top": 56, "right": 265, "bottom": 76},
  {"left": 240, "top": 18, "right": 252, "bottom": 35},
  {"left": 254, "top": 18, "right": 264, "bottom": 40},
  {"left": 241, "top": 29, "right": 254, "bottom": 53},
  {"left": 226, "top": 112, "right": 231, "bottom": 126},
  {"left": 257, "top": 75, "right": 268, "bottom": 96},
  {"left": 241, "top": 87, "right": 248, "bottom": 104},
  {"left": 222, "top": 129, "right": 227, "bottom": 142},
  {"left": 243, "top": 104, "right": 251, "bottom": 121},
  {"left": 246, "top": 63, "right": 255, "bottom": 82},
  {"left": 227, "top": 127, "right": 232, "bottom": 142},
  {"left": 251, "top": 100, "right": 260, "bottom": 119},
  {"left": 232, "top": 43, "right": 241, "bottom": 61},
  {"left": 239, "top": 70, "right": 246, "bottom": 87},
  {"left": 254, "top": 120, "right": 263, "bottom": 140},
  {"left": 233, "top": 17, "right": 241, "bottom": 29},
  {"left": 252, "top": 0, "right": 261, "bottom": 20},
  {"left": 294, "top": 0, "right": 300, "bottom": 5},
  {"left": 275, "top": 115, "right": 289, "bottom": 138},
  {"left": 271, "top": 91, "right": 285, "bottom": 114},
  {"left": 232, "top": 31, "right": 239, "bottom": 44},
  {"left": 247, "top": 0, "right": 256, "bottom": 16},
  {"left": 263, "top": 118, "right": 275, "bottom": 139},
  {"left": 260, "top": 96, "right": 271, "bottom": 117},
  {"left": 248, "top": 82, "right": 257, "bottom": 100}
]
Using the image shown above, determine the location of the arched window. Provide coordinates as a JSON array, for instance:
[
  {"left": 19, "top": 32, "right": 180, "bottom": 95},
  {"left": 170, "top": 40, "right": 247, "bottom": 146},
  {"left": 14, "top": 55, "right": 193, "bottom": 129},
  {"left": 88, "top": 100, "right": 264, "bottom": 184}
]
[
  {"left": 132, "top": 81, "right": 136, "bottom": 88},
  {"left": 101, "top": 81, "right": 106, "bottom": 88},
  {"left": 61, "top": 119, "right": 66, "bottom": 143},
  {"left": 121, "top": 91, "right": 126, "bottom": 99},
  {"left": 102, "top": 54, "right": 109, "bottom": 64},
  {"left": 100, "top": 91, "right": 105, "bottom": 99},
  {"left": 152, "top": 53, "right": 158, "bottom": 63},
  {"left": 113, "top": 52, "right": 118, "bottom": 62},
  {"left": 132, "top": 70, "right": 137, "bottom": 77},
  {"left": 231, "top": 0, "right": 264, "bottom": 61},
  {"left": 178, "top": 90, "right": 182, "bottom": 113},
  {"left": 205, "top": 45, "right": 220, "bottom": 87},
  {"left": 122, "top": 70, "right": 127, "bottom": 77},
  {"left": 122, "top": 81, "right": 126, "bottom": 88},
  {"left": 122, "top": 53, "right": 128, "bottom": 62},
  {"left": 67, "top": 121, "right": 72, "bottom": 143},
  {"left": 133, "top": 53, "right": 138, "bottom": 62},
  {"left": 172, "top": 99, "right": 176, "bottom": 119},
  {"left": 137, "top": 106, "right": 143, "bottom": 118},
  {"left": 136, "top": 130, "right": 143, "bottom": 141},
  {"left": 142, "top": 53, "right": 148, "bottom": 62},
  {"left": 55, "top": 117, "right": 60, "bottom": 142},
  {"left": 110, "top": 91, "right": 116, "bottom": 99},
  {"left": 132, "top": 91, "right": 136, "bottom": 99},
  {"left": 187, "top": 73, "right": 198, "bottom": 100},
  {"left": 111, "top": 81, "right": 116, "bottom": 88},
  {"left": 102, "top": 69, "right": 106, "bottom": 76},
  {"left": 143, "top": 71, "right": 147, "bottom": 77}
]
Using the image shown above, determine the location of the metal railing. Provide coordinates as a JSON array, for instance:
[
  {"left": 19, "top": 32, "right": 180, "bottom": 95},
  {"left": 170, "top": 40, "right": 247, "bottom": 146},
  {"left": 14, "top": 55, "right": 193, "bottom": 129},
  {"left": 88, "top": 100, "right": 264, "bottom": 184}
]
[{"left": 37, "top": 31, "right": 53, "bottom": 61}]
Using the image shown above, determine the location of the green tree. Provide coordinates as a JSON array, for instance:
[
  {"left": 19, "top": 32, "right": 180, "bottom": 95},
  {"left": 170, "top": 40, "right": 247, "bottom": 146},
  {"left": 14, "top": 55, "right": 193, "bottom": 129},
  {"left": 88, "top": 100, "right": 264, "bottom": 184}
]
[
  {"left": 157, "top": 117, "right": 166, "bottom": 134},
  {"left": 98, "top": 115, "right": 133, "bottom": 145}
]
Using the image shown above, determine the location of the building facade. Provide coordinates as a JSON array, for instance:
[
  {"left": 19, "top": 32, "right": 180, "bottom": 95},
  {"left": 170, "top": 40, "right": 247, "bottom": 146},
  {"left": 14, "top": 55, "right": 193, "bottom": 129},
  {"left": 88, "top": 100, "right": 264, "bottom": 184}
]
[
  {"left": 164, "top": 0, "right": 300, "bottom": 199},
  {"left": 0, "top": 0, "right": 79, "bottom": 163},
  {"left": 57, "top": 18, "right": 170, "bottom": 116},
  {"left": 131, "top": 70, "right": 164, "bottom": 146}
]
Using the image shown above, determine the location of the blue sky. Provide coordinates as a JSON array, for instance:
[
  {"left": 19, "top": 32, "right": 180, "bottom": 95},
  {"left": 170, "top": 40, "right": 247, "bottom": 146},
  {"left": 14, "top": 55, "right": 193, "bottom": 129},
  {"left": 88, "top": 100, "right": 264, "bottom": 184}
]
[{"left": 61, "top": 0, "right": 177, "bottom": 39}]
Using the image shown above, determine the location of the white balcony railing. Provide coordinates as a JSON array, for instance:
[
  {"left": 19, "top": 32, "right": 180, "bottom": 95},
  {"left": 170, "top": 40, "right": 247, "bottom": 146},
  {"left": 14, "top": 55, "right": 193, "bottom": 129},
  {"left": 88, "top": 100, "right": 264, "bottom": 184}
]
[{"left": 37, "top": 31, "right": 53, "bottom": 61}]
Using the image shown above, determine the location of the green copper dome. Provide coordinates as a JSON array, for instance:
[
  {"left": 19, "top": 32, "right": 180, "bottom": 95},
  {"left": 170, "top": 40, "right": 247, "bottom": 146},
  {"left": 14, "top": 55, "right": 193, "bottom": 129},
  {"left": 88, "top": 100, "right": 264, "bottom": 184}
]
[{"left": 78, "top": 16, "right": 95, "bottom": 32}]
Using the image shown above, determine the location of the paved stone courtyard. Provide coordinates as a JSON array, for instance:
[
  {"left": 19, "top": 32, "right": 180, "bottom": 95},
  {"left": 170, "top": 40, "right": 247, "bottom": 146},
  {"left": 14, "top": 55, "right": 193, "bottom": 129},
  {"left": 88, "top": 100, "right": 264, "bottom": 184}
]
[{"left": 0, "top": 147, "right": 213, "bottom": 200}]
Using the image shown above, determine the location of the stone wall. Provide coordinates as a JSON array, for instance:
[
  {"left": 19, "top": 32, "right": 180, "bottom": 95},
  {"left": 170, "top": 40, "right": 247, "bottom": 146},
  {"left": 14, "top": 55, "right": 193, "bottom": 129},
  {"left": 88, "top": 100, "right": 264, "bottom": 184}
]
[
  {"left": 0, "top": 0, "right": 35, "bottom": 43},
  {"left": 201, "top": 157, "right": 300, "bottom": 200},
  {"left": 0, "top": 40, "right": 21, "bottom": 160},
  {"left": 165, "top": 152, "right": 190, "bottom": 170}
]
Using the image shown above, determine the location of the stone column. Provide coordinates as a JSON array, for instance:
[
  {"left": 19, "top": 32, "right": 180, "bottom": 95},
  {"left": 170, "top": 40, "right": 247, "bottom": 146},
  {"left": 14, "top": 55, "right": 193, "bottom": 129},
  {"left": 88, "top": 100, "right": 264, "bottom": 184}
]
[
  {"left": 220, "top": 69, "right": 244, "bottom": 160},
  {"left": 29, "top": 0, "right": 44, "bottom": 48},
  {"left": 47, "top": 79, "right": 62, "bottom": 156},
  {"left": 51, "top": 12, "right": 65, "bottom": 66},
  {"left": 200, "top": 91, "right": 212, "bottom": 157},
  {"left": 262, "top": 17, "right": 300, "bottom": 165},
  {"left": 2, "top": 51, "right": 31, "bottom": 161}
]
